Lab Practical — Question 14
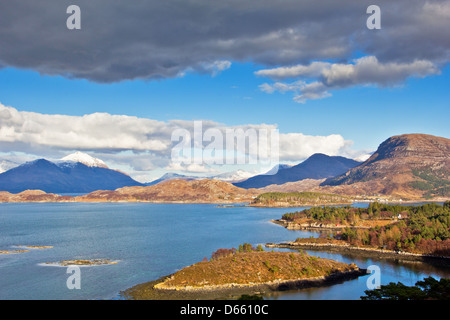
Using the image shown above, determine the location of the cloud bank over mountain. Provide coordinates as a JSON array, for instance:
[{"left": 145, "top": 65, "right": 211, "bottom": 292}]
[{"left": 0, "top": 102, "right": 371, "bottom": 179}]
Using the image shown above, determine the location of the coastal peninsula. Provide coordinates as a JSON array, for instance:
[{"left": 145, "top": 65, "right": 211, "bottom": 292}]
[
  {"left": 248, "top": 191, "right": 353, "bottom": 207},
  {"left": 272, "top": 202, "right": 450, "bottom": 260},
  {"left": 122, "top": 244, "right": 366, "bottom": 300}
]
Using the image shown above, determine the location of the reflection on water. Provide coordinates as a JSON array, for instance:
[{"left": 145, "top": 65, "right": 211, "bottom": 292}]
[{"left": 266, "top": 247, "right": 450, "bottom": 300}]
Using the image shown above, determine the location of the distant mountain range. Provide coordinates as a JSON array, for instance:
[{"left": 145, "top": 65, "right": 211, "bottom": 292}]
[
  {"left": 0, "top": 153, "right": 144, "bottom": 194},
  {"left": 145, "top": 169, "right": 258, "bottom": 186},
  {"left": 233, "top": 153, "right": 361, "bottom": 189},
  {"left": 1, "top": 133, "right": 448, "bottom": 200},
  {"left": 0, "top": 152, "right": 263, "bottom": 193}
]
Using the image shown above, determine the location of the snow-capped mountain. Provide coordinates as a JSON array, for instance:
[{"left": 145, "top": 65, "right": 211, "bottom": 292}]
[
  {"left": 0, "top": 160, "right": 19, "bottom": 174},
  {"left": 146, "top": 169, "right": 259, "bottom": 185},
  {"left": 0, "top": 156, "right": 143, "bottom": 194},
  {"left": 211, "top": 169, "right": 257, "bottom": 183},
  {"left": 60, "top": 151, "right": 108, "bottom": 168}
]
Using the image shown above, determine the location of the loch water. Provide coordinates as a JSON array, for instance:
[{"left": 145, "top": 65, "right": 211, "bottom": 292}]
[{"left": 0, "top": 202, "right": 449, "bottom": 300}]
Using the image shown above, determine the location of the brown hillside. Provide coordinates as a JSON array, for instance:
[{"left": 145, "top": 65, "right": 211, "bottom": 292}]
[
  {"left": 321, "top": 134, "right": 450, "bottom": 199},
  {"left": 77, "top": 179, "right": 260, "bottom": 203}
]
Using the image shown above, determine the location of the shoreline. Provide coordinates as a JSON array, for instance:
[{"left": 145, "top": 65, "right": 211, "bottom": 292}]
[
  {"left": 270, "top": 218, "right": 396, "bottom": 231},
  {"left": 271, "top": 218, "right": 357, "bottom": 231},
  {"left": 0, "top": 200, "right": 444, "bottom": 206},
  {"left": 121, "top": 268, "right": 367, "bottom": 300},
  {"left": 244, "top": 201, "right": 353, "bottom": 208},
  {"left": 265, "top": 242, "right": 450, "bottom": 265},
  {"left": 0, "top": 199, "right": 253, "bottom": 204}
]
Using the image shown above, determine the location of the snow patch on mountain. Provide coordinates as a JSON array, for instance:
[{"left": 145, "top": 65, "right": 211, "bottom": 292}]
[
  {"left": 211, "top": 169, "right": 257, "bottom": 182},
  {"left": 60, "top": 152, "right": 108, "bottom": 168}
]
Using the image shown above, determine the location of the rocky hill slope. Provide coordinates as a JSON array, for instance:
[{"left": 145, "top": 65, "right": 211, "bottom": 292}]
[
  {"left": 321, "top": 134, "right": 450, "bottom": 199},
  {"left": 77, "top": 179, "right": 260, "bottom": 203}
]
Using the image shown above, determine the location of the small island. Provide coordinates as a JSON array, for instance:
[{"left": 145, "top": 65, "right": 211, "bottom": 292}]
[
  {"left": 16, "top": 245, "right": 53, "bottom": 249},
  {"left": 122, "top": 243, "right": 366, "bottom": 300},
  {"left": 43, "top": 259, "right": 119, "bottom": 267},
  {"left": 0, "top": 245, "right": 53, "bottom": 254},
  {"left": 0, "top": 249, "right": 30, "bottom": 254}
]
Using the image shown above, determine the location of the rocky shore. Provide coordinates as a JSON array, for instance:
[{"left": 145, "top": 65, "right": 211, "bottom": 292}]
[
  {"left": 265, "top": 241, "right": 450, "bottom": 264},
  {"left": 121, "top": 250, "right": 368, "bottom": 300},
  {"left": 271, "top": 216, "right": 397, "bottom": 230},
  {"left": 271, "top": 219, "right": 352, "bottom": 231},
  {"left": 122, "top": 268, "right": 367, "bottom": 300},
  {"left": 247, "top": 201, "right": 353, "bottom": 208}
]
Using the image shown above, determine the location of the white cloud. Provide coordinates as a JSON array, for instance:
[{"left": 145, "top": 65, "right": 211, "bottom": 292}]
[
  {"left": 202, "top": 60, "right": 232, "bottom": 76},
  {"left": 255, "top": 61, "right": 331, "bottom": 80},
  {"left": 278, "top": 133, "right": 347, "bottom": 161},
  {"left": 257, "top": 56, "right": 440, "bottom": 103},
  {"left": 354, "top": 153, "right": 372, "bottom": 162},
  {"left": 259, "top": 80, "right": 331, "bottom": 103},
  {"left": 165, "top": 162, "right": 219, "bottom": 174},
  {"left": 0, "top": 103, "right": 173, "bottom": 152},
  {"left": 0, "top": 102, "right": 367, "bottom": 176},
  {"left": 322, "top": 56, "right": 440, "bottom": 87}
]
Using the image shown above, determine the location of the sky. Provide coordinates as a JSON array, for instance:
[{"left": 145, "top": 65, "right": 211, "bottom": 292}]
[{"left": 0, "top": 0, "right": 449, "bottom": 182}]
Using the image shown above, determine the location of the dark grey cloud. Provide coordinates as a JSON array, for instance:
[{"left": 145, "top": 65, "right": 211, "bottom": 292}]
[{"left": 0, "top": 0, "right": 449, "bottom": 82}]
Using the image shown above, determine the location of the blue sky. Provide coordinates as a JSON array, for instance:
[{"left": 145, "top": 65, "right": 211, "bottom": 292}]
[
  {"left": 0, "top": 1, "right": 449, "bottom": 182},
  {"left": 1, "top": 62, "right": 448, "bottom": 152}
]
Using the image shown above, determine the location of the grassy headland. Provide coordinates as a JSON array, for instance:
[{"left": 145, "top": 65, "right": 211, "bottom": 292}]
[{"left": 122, "top": 244, "right": 365, "bottom": 300}]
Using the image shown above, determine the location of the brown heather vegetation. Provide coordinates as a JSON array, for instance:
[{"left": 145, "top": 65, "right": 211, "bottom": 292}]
[
  {"left": 157, "top": 249, "right": 358, "bottom": 289},
  {"left": 320, "top": 134, "right": 450, "bottom": 199}
]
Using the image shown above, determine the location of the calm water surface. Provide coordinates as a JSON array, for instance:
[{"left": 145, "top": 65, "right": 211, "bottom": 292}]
[{"left": 0, "top": 202, "right": 448, "bottom": 300}]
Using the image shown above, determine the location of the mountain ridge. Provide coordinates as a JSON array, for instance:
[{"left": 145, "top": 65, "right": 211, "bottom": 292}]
[
  {"left": 321, "top": 133, "right": 450, "bottom": 199},
  {"left": 233, "top": 153, "right": 361, "bottom": 189},
  {"left": 0, "top": 134, "right": 448, "bottom": 200},
  {"left": 0, "top": 158, "right": 144, "bottom": 194}
]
